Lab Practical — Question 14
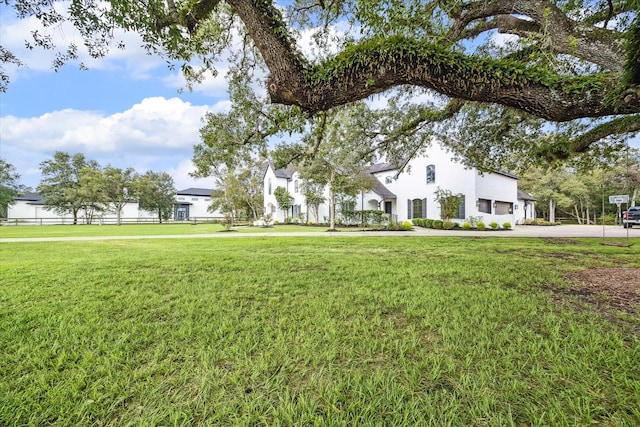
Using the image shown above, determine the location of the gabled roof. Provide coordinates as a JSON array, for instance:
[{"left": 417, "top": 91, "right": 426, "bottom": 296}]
[
  {"left": 517, "top": 189, "right": 537, "bottom": 201},
  {"left": 176, "top": 188, "right": 213, "bottom": 197},
  {"left": 13, "top": 193, "right": 44, "bottom": 205},
  {"left": 368, "top": 162, "right": 396, "bottom": 174},
  {"left": 264, "top": 162, "right": 294, "bottom": 180},
  {"left": 371, "top": 178, "right": 396, "bottom": 199}
]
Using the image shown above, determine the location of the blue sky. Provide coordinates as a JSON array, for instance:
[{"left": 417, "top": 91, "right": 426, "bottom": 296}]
[
  {"left": 0, "top": 3, "right": 235, "bottom": 191},
  {"left": 1, "top": 4, "right": 638, "bottom": 191}
]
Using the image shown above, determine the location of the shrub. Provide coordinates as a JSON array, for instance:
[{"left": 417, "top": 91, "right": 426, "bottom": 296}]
[
  {"left": 489, "top": 221, "right": 499, "bottom": 230},
  {"left": 424, "top": 219, "right": 434, "bottom": 228},
  {"left": 433, "top": 220, "right": 443, "bottom": 229},
  {"left": 502, "top": 222, "right": 512, "bottom": 230},
  {"left": 412, "top": 218, "right": 421, "bottom": 226},
  {"left": 443, "top": 221, "right": 455, "bottom": 230},
  {"left": 462, "top": 222, "right": 472, "bottom": 230},
  {"left": 401, "top": 221, "right": 413, "bottom": 231},
  {"left": 477, "top": 221, "right": 486, "bottom": 230}
]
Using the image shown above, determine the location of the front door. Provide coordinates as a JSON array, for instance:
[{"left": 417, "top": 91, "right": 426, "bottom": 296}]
[
  {"left": 175, "top": 205, "right": 189, "bottom": 221},
  {"left": 384, "top": 201, "right": 392, "bottom": 215}
]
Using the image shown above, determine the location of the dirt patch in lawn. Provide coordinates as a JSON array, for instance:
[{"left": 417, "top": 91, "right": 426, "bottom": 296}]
[{"left": 562, "top": 268, "right": 640, "bottom": 333}]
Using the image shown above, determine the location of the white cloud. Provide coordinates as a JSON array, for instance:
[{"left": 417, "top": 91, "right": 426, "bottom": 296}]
[
  {"left": 1, "top": 1, "right": 168, "bottom": 84},
  {"left": 0, "top": 97, "right": 230, "bottom": 188},
  {"left": 165, "top": 159, "right": 215, "bottom": 191}
]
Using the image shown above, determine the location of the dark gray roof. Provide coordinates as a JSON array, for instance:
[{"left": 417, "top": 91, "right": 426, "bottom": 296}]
[
  {"left": 517, "top": 189, "right": 536, "bottom": 201},
  {"left": 264, "top": 163, "right": 294, "bottom": 180},
  {"left": 371, "top": 178, "right": 396, "bottom": 199},
  {"left": 274, "top": 167, "right": 294, "bottom": 179},
  {"left": 368, "top": 162, "right": 396, "bottom": 174},
  {"left": 176, "top": 188, "right": 213, "bottom": 196},
  {"left": 13, "top": 193, "right": 44, "bottom": 205}
]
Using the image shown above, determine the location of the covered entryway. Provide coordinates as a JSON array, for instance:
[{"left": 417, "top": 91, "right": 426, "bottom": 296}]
[{"left": 174, "top": 203, "right": 190, "bottom": 221}]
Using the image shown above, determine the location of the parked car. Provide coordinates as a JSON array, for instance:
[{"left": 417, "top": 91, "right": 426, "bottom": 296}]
[{"left": 622, "top": 206, "right": 640, "bottom": 228}]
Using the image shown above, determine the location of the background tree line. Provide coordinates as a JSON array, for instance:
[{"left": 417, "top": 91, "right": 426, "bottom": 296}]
[
  {"left": 520, "top": 148, "right": 640, "bottom": 224},
  {"left": 1, "top": 152, "right": 176, "bottom": 225}
]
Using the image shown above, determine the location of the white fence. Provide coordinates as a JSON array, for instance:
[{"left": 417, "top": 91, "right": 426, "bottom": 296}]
[{"left": 0, "top": 217, "right": 225, "bottom": 226}]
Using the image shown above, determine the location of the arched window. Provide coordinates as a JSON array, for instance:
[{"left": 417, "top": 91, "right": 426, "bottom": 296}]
[
  {"left": 268, "top": 178, "right": 272, "bottom": 195},
  {"left": 294, "top": 180, "right": 299, "bottom": 193},
  {"left": 426, "top": 165, "right": 435, "bottom": 184}
]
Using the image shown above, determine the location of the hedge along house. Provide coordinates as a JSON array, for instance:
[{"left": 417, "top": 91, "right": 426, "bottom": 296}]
[{"left": 263, "top": 141, "right": 531, "bottom": 226}]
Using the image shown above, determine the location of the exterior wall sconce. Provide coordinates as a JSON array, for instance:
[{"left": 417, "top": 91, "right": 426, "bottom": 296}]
[
  {"left": 493, "top": 202, "right": 497, "bottom": 209},
  {"left": 514, "top": 204, "right": 518, "bottom": 210}
]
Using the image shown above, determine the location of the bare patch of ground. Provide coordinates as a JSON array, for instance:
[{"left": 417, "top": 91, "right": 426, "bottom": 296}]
[{"left": 561, "top": 268, "right": 640, "bottom": 334}]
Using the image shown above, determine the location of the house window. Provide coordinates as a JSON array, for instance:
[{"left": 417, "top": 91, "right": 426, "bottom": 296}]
[
  {"left": 495, "top": 201, "right": 513, "bottom": 215},
  {"left": 385, "top": 176, "right": 393, "bottom": 184},
  {"left": 204, "top": 198, "right": 211, "bottom": 202},
  {"left": 477, "top": 198, "right": 491, "bottom": 214},
  {"left": 456, "top": 195, "right": 465, "bottom": 219},
  {"left": 294, "top": 180, "right": 299, "bottom": 193},
  {"left": 426, "top": 165, "right": 435, "bottom": 184},
  {"left": 411, "top": 199, "right": 427, "bottom": 218},
  {"left": 192, "top": 197, "right": 198, "bottom": 201},
  {"left": 268, "top": 178, "right": 272, "bottom": 195},
  {"left": 177, "top": 197, "right": 185, "bottom": 201}
]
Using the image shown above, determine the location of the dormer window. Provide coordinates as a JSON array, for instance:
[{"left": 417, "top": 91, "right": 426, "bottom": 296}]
[{"left": 426, "top": 165, "right": 435, "bottom": 184}]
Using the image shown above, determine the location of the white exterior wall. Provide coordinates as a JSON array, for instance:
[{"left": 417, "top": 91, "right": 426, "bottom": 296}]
[
  {"left": 263, "top": 166, "right": 286, "bottom": 222},
  {"left": 515, "top": 199, "right": 536, "bottom": 224},
  {"left": 8, "top": 200, "right": 151, "bottom": 222},
  {"left": 262, "top": 141, "right": 523, "bottom": 226},
  {"left": 174, "top": 195, "right": 217, "bottom": 218},
  {"left": 474, "top": 172, "right": 518, "bottom": 225}
]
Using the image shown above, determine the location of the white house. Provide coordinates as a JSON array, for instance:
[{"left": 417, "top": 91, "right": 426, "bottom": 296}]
[
  {"left": 7, "top": 188, "right": 222, "bottom": 223},
  {"left": 174, "top": 188, "right": 221, "bottom": 220},
  {"left": 6, "top": 192, "right": 154, "bottom": 224},
  {"left": 263, "top": 142, "right": 534, "bottom": 226}
]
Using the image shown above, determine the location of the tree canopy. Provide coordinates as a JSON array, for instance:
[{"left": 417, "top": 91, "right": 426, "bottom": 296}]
[
  {"left": 3, "top": 0, "right": 639, "bottom": 167},
  {"left": 0, "top": 158, "right": 26, "bottom": 218}
]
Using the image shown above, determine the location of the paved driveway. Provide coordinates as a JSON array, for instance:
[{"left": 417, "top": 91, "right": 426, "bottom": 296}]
[{"left": 0, "top": 224, "right": 638, "bottom": 243}]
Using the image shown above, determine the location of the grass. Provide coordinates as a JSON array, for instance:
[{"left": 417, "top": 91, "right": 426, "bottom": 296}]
[
  {"left": 1, "top": 236, "right": 639, "bottom": 426},
  {"left": 0, "top": 223, "right": 328, "bottom": 238}
]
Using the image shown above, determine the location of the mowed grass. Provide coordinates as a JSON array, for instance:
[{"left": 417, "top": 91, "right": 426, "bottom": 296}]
[
  {"left": 1, "top": 237, "right": 639, "bottom": 426},
  {"left": 0, "top": 223, "right": 325, "bottom": 238}
]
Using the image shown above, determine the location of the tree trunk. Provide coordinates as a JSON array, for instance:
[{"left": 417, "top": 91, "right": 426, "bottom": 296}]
[
  {"left": 574, "top": 205, "right": 582, "bottom": 224},
  {"left": 549, "top": 199, "right": 556, "bottom": 223},
  {"left": 329, "top": 173, "right": 336, "bottom": 231}
]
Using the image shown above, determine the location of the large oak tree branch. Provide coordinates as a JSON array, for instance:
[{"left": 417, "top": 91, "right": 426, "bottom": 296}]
[
  {"left": 264, "top": 36, "right": 639, "bottom": 121},
  {"left": 570, "top": 115, "right": 640, "bottom": 153},
  {"left": 451, "top": 0, "right": 625, "bottom": 71}
]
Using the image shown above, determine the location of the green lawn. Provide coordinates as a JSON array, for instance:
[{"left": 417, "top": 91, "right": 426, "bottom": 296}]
[
  {"left": 0, "top": 223, "right": 328, "bottom": 238},
  {"left": 1, "top": 237, "right": 639, "bottom": 426}
]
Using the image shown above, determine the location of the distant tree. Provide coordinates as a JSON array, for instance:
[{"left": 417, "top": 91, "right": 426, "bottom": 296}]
[
  {"left": 273, "top": 186, "right": 294, "bottom": 221},
  {"left": 0, "top": 158, "right": 26, "bottom": 217},
  {"left": 290, "top": 106, "right": 377, "bottom": 231},
  {"left": 191, "top": 149, "right": 265, "bottom": 221},
  {"left": 80, "top": 166, "right": 138, "bottom": 225},
  {"left": 136, "top": 171, "right": 176, "bottom": 223},
  {"left": 302, "top": 180, "right": 325, "bottom": 224},
  {"left": 434, "top": 188, "right": 462, "bottom": 222},
  {"left": 38, "top": 152, "right": 100, "bottom": 224}
]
